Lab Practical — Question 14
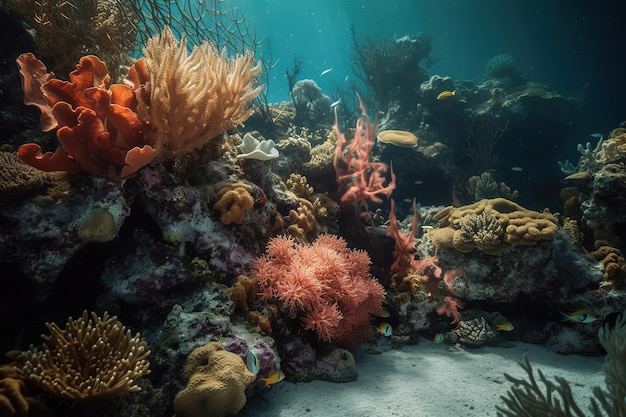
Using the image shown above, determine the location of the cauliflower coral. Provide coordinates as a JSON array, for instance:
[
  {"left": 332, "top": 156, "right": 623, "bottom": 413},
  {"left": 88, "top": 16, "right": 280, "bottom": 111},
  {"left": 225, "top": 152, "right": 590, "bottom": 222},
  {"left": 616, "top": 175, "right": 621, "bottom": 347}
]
[{"left": 251, "top": 234, "right": 385, "bottom": 349}]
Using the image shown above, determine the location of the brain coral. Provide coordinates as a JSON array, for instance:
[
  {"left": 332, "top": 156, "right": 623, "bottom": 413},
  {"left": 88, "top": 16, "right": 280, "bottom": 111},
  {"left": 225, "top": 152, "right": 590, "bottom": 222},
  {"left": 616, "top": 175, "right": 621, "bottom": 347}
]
[
  {"left": 173, "top": 342, "right": 255, "bottom": 417},
  {"left": 429, "top": 198, "right": 558, "bottom": 254}
]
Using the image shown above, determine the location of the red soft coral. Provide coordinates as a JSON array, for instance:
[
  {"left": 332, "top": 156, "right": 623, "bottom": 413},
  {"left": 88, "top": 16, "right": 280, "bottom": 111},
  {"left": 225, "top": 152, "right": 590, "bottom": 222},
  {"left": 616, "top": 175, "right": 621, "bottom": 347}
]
[
  {"left": 332, "top": 94, "right": 395, "bottom": 207},
  {"left": 252, "top": 234, "right": 385, "bottom": 349},
  {"left": 16, "top": 53, "right": 155, "bottom": 180}
]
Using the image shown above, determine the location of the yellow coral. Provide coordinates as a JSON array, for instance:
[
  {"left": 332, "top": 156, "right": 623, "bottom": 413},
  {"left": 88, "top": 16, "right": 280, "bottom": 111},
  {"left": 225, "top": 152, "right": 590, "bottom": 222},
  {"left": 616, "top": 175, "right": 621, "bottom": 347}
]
[
  {"left": 173, "top": 342, "right": 255, "bottom": 417},
  {"left": 213, "top": 183, "right": 254, "bottom": 225},
  {"left": 430, "top": 198, "right": 558, "bottom": 254}
]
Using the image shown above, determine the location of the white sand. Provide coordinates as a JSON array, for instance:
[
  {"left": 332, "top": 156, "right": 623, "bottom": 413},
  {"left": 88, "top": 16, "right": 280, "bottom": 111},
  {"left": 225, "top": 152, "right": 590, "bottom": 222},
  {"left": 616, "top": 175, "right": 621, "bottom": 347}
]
[{"left": 239, "top": 338, "right": 605, "bottom": 417}]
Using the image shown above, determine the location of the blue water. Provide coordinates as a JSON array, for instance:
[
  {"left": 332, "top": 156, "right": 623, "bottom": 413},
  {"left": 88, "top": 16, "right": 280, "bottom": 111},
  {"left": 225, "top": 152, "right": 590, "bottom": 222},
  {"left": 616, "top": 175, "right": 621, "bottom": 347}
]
[{"left": 217, "top": 0, "right": 624, "bottom": 137}]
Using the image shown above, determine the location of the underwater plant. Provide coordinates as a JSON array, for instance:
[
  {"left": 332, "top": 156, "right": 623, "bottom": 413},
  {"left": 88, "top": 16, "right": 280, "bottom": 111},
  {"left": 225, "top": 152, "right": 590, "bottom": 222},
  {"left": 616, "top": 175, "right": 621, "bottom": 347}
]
[
  {"left": 352, "top": 31, "right": 433, "bottom": 107},
  {"left": 497, "top": 312, "right": 626, "bottom": 417},
  {"left": 483, "top": 53, "right": 526, "bottom": 87}
]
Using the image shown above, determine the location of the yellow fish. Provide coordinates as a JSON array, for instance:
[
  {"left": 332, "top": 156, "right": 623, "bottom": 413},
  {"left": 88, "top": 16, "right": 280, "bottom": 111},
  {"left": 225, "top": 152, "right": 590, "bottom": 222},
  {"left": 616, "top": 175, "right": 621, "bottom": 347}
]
[
  {"left": 260, "top": 370, "right": 285, "bottom": 388},
  {"left": 561, "top": 310, "right": 597, "bottom": 323},
  {"left": 376, "top": 309, "right": 391, "bottom": 318},
  {"left": 433, "top": 333, "right": 444, "bottom": 344},
  {"left": 377, "top": 322, "right": 392, "bottom": 337},
  {"left": 436, "top": 90, "right": 456, "bottom": 100},
  {"left": 496, "top": 321, "right": 514, "bottom": 332}
]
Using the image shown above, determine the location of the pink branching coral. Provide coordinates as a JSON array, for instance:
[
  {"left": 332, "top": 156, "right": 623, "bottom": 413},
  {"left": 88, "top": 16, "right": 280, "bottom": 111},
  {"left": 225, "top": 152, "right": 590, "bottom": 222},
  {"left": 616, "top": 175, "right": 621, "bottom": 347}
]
[
  {"left": 251, "top": 234, "right": 385, "bottom": 349},
  {"left": 332, "top": 95, "right": 396, "bottom": 206}
]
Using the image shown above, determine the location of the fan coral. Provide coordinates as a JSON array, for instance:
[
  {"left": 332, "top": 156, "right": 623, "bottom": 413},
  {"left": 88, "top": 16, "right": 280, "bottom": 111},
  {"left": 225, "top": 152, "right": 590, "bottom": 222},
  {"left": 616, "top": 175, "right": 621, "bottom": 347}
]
[
  {"left": 252, "top": 234, "right": 385, "bottom": 349},
  {"left": 138, "top": 26, "right": 262, "bottom": 160},
  {"left": 8, "top": 311, "right": 150, "bottom": 401},
  {"left": 16, "top": 53, "right": 155, "bottom": 180}
]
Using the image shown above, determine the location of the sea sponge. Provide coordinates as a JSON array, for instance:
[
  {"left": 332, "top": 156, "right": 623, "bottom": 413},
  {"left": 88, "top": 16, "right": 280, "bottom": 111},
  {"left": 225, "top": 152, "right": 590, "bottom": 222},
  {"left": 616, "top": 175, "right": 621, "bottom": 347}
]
[
  {"left": 213, "top": 182, "right": 254, "bottom": 225},
  {"left": 76, "top": 207, "right": 117, "bottom": 242},
  {"left": 377, "top": 130, "right": 418, "bottom": 148},
  {"left": 173, "top": 342, "right": 255, "bottom": 417},
  {"left": 430, "top": 198, "right": 557, "bottom": 254},
  {"left": 591, "top": 245, "right": 626, "bottom": 288}
]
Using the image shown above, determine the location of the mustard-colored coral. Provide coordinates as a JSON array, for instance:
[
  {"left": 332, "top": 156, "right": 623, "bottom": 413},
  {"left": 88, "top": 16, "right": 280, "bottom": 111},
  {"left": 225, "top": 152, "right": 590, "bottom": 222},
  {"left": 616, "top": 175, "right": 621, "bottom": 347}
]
[
  {"left": 9, "top": 311, "right": 150, "bottom": 401},
  {"left": 430, "top": 198, "right": 558, "bottom": 254},
  {"left": 213, "top": 182, "right": 254, "bottom": 225},
  {"left": 591, "top": 245, "right": 626, "bottom": 288},
  {"left": 173, "top": 342, "right": 255, "bottom": 417}
]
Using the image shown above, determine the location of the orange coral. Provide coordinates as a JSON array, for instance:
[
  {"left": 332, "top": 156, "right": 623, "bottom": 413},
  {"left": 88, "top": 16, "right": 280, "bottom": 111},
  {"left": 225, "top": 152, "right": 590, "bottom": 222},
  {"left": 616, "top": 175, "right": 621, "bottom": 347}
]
[
  {"left": 252, "top": 234, "right": 385, "bottom": 349},
  {"left": 213, "top": 183, "right": 254, "bottom": 225},
  {"left": 16, "top": 53, "right": 155, "bottom": 180}
]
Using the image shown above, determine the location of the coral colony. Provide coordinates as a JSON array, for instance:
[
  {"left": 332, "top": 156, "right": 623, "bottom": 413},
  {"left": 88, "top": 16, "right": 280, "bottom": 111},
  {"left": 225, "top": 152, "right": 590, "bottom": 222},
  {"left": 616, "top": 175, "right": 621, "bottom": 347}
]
[{"left": 0, "top": 5, "right": 625, "bottom": 417}]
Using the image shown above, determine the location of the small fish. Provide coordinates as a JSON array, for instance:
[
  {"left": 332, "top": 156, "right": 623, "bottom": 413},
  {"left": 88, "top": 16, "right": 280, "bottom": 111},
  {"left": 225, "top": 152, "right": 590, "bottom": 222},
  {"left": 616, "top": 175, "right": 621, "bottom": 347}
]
[
  {"left": 590, "top": 133, "right": 604, "bottom": 139},
  {"left": 344, "top": 75, "right": 350, "bottom": 82},
  {"left": 246, "top": 350, "right": 260, "bottom": 376},
  {"left": 433, "top": 333, "right": 444, "bottom": 344},
  {"left": 320, "top": 67, "right": 333, "bottom": 76},
  {"left": 413, "top": 180, "right": 424, "bottom": 185},
  {"left": 330, "top": 98, "right": 341, "bottom": 108},
  {"left": 376, "top": 309, "right": 391, "bottom": 318},
  {"left": 496, "top": 321, "right": 514, "bottom": 332},
  {"left": 260, "top": 370, "right": 285, "bottom": 388},
  {"left": 436, "top": 90, "right": 456, "bottom": 100},
  {"left": 402, "top": 198, "right": 413, "bottom": 203},
  {"left": 511, "top": 166, "right": 523, "bottom": 172},
  {"left": 561, "top": 309, "right": 597, "bottom": 323},
  {"left": 377, "top": 322, "right": 392, "bottom": 337}
]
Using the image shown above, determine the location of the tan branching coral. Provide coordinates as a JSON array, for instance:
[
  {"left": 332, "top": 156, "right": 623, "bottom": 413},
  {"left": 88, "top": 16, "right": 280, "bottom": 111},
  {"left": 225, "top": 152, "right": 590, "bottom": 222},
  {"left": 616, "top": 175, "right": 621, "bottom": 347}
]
[
  {"left": 429, "top": 198, "right": 558, "bottom": 254},
  {"left": 286, "top": 173, "right": 313, "bottom": 198},
  {"left": 173, "top": 342, "right": 255, "bottom": 417},
  {"left": 9, "top": 311, "right": 150, "bottom": 401},
  {"left": 139, "top": 26, "right": 262, "bottom": 161},
  {"left": 213, "top": 183, "right": 254, "bottom": 225},
  {"left": 288, "top": 198, "right": 322, "bottom": 242}
]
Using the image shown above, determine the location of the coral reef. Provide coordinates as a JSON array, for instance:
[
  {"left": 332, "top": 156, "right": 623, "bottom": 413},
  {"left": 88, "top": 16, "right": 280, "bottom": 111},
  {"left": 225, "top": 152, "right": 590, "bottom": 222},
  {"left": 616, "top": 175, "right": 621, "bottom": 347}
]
[
  {"left": 213, "top": 182, "right": 255, "bottom": 225},
  {"left": 252, "top": 234, "right": 385, "bottom": 349},
  {"left": 140, "top": 26, "right": 261, "bottom": 161},
  {"left": 429, "top": 198, "right": 558, "bottom": 255},
  {"left": 16, "top": 53, "right": 155, "bottom": 179},
  {"left": 333, "top": 97, "right": 396, "bottom": 206},
  {"left": 7, "top": 311, "right": 150, "bottom": 401},
  {"left": 0, "top": 151, "right": 48, "bottom": 202},
  {"left": 173, "top": 342, "right": 255, "bottom": 417}
]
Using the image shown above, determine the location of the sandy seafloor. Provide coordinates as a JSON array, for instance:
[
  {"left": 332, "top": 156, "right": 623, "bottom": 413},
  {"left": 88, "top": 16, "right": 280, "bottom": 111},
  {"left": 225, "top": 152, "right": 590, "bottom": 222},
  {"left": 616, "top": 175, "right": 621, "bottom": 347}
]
[{"left": 238, "top": 337, "right": 605, "bottom": 417}]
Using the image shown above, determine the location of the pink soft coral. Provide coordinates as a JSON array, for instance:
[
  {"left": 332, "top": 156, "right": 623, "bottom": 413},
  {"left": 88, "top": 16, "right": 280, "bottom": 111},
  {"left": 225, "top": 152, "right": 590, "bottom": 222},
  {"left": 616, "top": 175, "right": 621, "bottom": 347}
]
[
  {"left": 252, "top": 234, "right": 385, "bottom": 349},
  {"left": 332, "top": 95, "right": 395, "bottom": 206}
]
